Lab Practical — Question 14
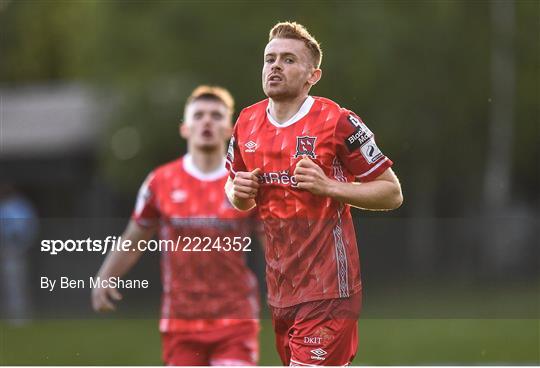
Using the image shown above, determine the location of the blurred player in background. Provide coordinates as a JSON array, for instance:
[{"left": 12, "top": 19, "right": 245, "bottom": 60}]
[
  {"left": 0, "top": 183, "right": 38, "bottom": 325},
  {"left": 92, "top": 86, "right": 260, "bottom": 366},
  {"left": 225, "top": 22, "right": 403, "bottom": 365}
]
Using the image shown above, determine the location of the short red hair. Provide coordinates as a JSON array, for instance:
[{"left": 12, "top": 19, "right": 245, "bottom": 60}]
[
  {"left": 185, "top": 85, "right": 235, "bottom": 114},
  {"left": 269, "top": 22, "right": 322, "bottom": 68}
]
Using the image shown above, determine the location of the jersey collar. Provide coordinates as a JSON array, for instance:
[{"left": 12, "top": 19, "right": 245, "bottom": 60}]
[
  {"left": 182, "top": 153, "right": 228, "bottom": 181},
  {"left": 266, "top": 96, "right": 315, "bottom": 128}
]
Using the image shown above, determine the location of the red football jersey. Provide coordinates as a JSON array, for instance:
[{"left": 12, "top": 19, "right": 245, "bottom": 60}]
[
  {"left": 132, "top": 154, "right": 259, "bottom": 332},
  {"left": 226, "top": 96, "right": 393, "bottom": 308}
]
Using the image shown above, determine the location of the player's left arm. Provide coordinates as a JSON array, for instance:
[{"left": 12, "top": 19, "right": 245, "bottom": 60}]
[{"left": 294, "top": 157, "right": 403, "bottom": 210}]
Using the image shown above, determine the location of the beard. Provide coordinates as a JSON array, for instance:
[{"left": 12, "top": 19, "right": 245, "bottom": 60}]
[{"left": 263, "top": 81, "right": 301, "bottom": 101}]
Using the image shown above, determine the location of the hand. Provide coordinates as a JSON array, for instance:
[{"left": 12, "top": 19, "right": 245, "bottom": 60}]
[
  {"left": 294, "top": 157, "right": 332, "bottom": 196},
  {"left": 91, "top": 284, "right": 122, "bottom": 312},
  {"left": 231, "top": 168, "right": 261, "bottom": 199}
]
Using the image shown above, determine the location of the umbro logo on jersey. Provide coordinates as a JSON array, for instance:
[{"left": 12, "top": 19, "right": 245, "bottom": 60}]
[
  {"left": 170, "top": 190, "right": 187, "bottom": 202},
  {"left": 310, "top": 348, "right": 327, "bottom": 360},
  {"left": 244, "top": 141, "right": 258, "bottom": 152},
  {"left": 294, "top": 136, "right": 317, "bottom": 158}
]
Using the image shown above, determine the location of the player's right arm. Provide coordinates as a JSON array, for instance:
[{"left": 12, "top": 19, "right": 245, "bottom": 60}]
[
  {"left": 91, "top": 220, "right": 155, "bottom": 312},
  {"left": 225, "top": 168, "right": 261, "bottom": 211},
  {"left": 225, "top": 116, "right": 261, "bottom": 211},
  {"left": 92, "top": 171, "right": 160, "bottom": 312}
]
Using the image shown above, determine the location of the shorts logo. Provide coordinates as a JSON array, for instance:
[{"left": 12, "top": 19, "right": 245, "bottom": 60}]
[
  {"left": 310, "top": 348, "right": 327, "bottom": 361},
  {"left": 304, "top": 336, "right": 322, "bottom": 344},
  {"left": 244, "top": 140, "right": 258, "bottom": 152},
  {"left": 294, "top": 136, "right": 317, "bottom": 158}
]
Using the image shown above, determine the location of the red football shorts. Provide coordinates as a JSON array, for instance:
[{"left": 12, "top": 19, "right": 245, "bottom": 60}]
[
  {"left": 271, "top": 292, "right": 362, "bottom": 366},
  {"left": 161, "top": 320, "right": 259, "bottom": 366}
]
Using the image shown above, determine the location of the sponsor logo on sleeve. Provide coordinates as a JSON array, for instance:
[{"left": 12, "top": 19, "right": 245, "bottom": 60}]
[
  {"left": 345, "top": 128, "right": 372, "bottom": 151},
  {"left": 347, "top": 114, "right": 364, "bottom": 129},
  {"left": 294, "top": 136, "right": 317, "bottom": 158},
  {"left": 347, "top": 114, "right": 373, "bottom": 133},
  {"left": 360, "top": 138, "right": 383, "bottom": 163},
  {"left": 345, "top": 114, "right": 374, "bottom": 151}
]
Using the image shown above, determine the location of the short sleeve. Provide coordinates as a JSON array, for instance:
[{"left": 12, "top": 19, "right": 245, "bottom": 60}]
[
  {"left": 334, "top": 110, "right": 393, "bottom": 182},
  {"left": 225, "top": 121, "right": 247, "bottom": 179},
  {"left": 131, "top": 172, "right": 160, "bottom": 228}
]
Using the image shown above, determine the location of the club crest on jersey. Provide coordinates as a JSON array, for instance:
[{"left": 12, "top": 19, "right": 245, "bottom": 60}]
[{"left": 294, "top": 136, "right": 317, "bottom": 158}]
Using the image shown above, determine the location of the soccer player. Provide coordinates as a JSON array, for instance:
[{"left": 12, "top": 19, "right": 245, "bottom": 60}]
[
  {"left": 92, "top": 86, "right": 260, "bottom": 366},
  {"left": 225, "top": 22, "right": 403, "bottom": 365}
]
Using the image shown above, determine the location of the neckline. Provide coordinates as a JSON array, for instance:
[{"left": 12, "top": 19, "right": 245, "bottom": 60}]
[
  {"left": 182, "top": 153, "right": 228, "bottom": 181},
  {"left": 266, "top": 96, "right": 315, "bottom": 128}
]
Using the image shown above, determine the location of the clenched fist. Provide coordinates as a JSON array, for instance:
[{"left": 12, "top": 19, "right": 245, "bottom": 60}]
[
  {"left": 294, "top": 157, "right": 332, "bottom": 196},
  {"left": 231, "top": 168, "right": 261, "bottom": 199}
]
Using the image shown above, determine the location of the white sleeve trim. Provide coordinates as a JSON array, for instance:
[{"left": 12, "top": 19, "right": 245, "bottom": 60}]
[
  {"left": 356, "top": 157, "right": 388, "bottom": 179},
  {"left": 225, "top": 159, "right": 237, "bottom": 175}
]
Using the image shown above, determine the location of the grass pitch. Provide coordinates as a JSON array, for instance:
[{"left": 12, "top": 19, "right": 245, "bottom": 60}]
[{"left": 1, "top": 318, "right": 538, "bottom": 365}]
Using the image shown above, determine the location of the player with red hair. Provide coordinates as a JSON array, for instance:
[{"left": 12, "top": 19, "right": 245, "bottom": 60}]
[
  {"left": 226, "top": 22, "right": 403, "bottom": 365},
  {"left": 93, "top": 85, "right": 260, "bottom": 366}
]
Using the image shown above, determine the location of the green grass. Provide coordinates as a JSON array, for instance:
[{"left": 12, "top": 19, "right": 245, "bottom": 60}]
[
  {"left": 356, "top": 319, "right": 539, "bottom": 365},
  {"left": 1, "top": 318, "right": 538, "bottom": 365}
]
